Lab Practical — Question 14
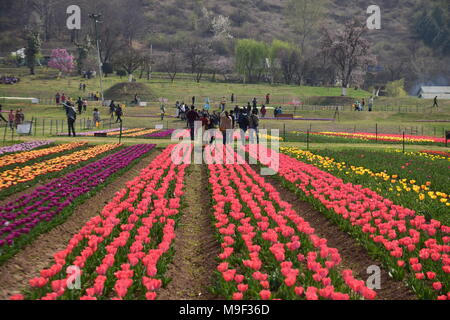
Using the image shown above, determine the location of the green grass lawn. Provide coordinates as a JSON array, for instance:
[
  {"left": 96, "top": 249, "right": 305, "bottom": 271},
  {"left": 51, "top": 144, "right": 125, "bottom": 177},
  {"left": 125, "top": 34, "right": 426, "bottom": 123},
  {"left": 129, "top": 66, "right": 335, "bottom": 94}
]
[
  {"left": 0, "top": 66, "right": 449, "bottom": 150},
  {"left": 0, "top": 66, "right": 399, "bottom": 105}
]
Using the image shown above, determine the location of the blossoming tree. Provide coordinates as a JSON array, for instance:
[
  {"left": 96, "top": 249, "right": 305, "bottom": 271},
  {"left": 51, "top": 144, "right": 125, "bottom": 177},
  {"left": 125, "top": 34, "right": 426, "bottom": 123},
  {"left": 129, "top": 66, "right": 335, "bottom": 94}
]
[{"left": 48, "top": 49, "right": 75, "bottom": 77}]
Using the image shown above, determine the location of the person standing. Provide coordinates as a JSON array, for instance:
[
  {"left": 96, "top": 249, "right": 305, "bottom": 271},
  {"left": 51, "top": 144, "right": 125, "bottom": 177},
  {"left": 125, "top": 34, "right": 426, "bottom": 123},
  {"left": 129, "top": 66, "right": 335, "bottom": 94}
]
[
  {"left": 160, "top": 104, "right": 166, "bottom": 121},
  {"left": 77, "top": 97, "right": 83, "bottom": 114},
  {"left": 249, "top": 109, "right": 260, "bottom": 144},
  {"left": 369, "top": 96, "right": 374, "bottom": 112},
  {"left": 220, "top": 111, "right": 233, "bottom": 145},
  {"left": 261, "top": 105, "right": 267, "bottom": 118},
  {"left": 192, "top": 96, "right": 196, "bottom": 106},
  {"left": 64, "top": 102, "right": 77, "bottom": 137},
  {"left": 93, "top": 108, "right": 101, "bottom": 128},
  {"left": 14, "top": 109, "right": 21, "bottom": 127},
  {"left": 252, "top": 97, "right": 257, "bottom": 109},
  {"left": 220, "top": 97, "right": 226, "bottom": 112},
  {"left": 252, "top": 103, "right": 259, "bottom": 115},
  {"left": 83, "top": 99, "right": 88, "bottom": 113},
  {"left": 83, "top": 83, "right": 87, "bottom": 92},
  {"left": 109, "top": 100, "right": 116, "bottom": 120},
  {"left": 186, "top": 106, "right": 199, "bottom": 141},
  {"left": 61, "top": 93, "right": 66, "bottom": 104},
  {"left": 55, "top": 92, "right": 61, "bottom": 105},
  {"left": 361, "top": 98, "right": 366, "bottom": 111},
  {"left": 266, "top": 93, "right": 270, "bottom": 105},
  {"left": 231, "top": 93, "right": 235, "bottom": 103},
  {"left": 433, "top": 96, "right": 439, "bottom": 108},
  {"left": 237, "top": 110, "right": 250, "bottom": 145},
  {"left": 115, "top": 104, "right": 123, "bottom": 123}
]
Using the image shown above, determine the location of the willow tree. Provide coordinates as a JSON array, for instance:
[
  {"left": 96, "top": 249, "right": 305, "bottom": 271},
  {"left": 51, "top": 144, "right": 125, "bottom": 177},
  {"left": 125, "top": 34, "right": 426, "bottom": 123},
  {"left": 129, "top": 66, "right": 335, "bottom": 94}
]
[{"left": 235, "top": 39, "right": 269, "bottom": 83}]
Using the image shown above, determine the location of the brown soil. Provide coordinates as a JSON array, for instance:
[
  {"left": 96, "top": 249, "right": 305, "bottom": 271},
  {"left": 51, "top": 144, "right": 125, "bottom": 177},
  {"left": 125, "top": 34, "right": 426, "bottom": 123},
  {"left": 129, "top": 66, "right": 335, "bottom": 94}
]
[
  {"left": 264, "top": 174, "right": 417, "bottom": 300},
  {"left": 0, "top": 149, "right": 161, "bottom": 300},
  {"left": 158, "top": 164, "right": 220, "bottom": 300}
]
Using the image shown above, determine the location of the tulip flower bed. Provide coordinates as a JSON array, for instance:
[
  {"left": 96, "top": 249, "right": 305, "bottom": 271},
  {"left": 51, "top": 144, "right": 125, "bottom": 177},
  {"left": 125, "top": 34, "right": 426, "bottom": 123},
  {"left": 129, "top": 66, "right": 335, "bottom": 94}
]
[
  {"left": 144, "top": 129, "right": 176, "bottom": 139},
  {"left": 206, "top": 146, "right": 377, "bottom": 300},
  {"left": 122, "top": 129, "right": 160, "bottom": 137},
  {"left": 107, "top": 128, "right": 146, "bottom": 136},
  {"left": 313, "top": 132, "right": 445, "bottom": 145},
  {"left": 420, "top": 150, "right": 450, "bottom": 158},
  {"left": 0, "top": 144, "right": 121, "bottom": 197},
  {"left": 10, "top": 144, "right": 189, "bottom": 300},
  {"left": 280, "top": 147, "right": 449, "bottom": 225},
  {"left": 0, "top": 141, "right": 54, "bottom": 155},
  {"left": 0, "top": 144, "right": 156, "bottom": 265},
  {"left": 246, "top": 145, "right": 450, "bottom": 300},
  {"left": 60, "top": 128, "right": 126, "bottom": 137},
  {"left": 0, "top": 142, "right": 87, "bottom": 168}
]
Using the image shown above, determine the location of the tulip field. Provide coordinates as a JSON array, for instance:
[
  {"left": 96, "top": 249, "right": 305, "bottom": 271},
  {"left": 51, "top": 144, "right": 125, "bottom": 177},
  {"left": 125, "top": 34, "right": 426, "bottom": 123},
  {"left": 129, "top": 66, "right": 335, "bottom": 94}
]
[{"left": 0, "top": 138, "right": 448, "bottom": 301}]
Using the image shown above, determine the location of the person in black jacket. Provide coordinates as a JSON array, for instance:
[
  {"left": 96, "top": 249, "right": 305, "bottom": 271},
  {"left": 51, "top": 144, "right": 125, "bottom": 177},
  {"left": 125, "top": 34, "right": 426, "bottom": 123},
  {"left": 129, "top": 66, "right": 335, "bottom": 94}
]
[
  {"left": 77, "top": 97, "right": 83, "bottom": 114},
  {"left": 115, "top": 104, "right": 123, "bottom": 123},
  {"left": 64, "top": 102, "right": 77, "bottom": 137},
  {"left": 237, "top": 110, "right": 250, "bottom": 145}
]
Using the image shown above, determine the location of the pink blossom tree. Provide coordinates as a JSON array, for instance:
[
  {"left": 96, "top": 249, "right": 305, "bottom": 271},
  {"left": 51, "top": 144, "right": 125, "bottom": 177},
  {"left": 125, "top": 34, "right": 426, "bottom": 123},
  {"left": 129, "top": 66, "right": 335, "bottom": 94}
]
[{"left": 48, "top": 49, "right": 75, "bottom": 77}]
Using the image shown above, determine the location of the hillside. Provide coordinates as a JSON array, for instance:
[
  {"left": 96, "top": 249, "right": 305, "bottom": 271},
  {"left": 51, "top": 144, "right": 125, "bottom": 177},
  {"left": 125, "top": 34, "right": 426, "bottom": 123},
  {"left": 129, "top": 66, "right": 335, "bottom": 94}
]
[
  {"left": 0, "top": 0, "right": 448, "bottom": 93},
  {"left": 0, "top": 0, "right": 439, "bottom": 54}
]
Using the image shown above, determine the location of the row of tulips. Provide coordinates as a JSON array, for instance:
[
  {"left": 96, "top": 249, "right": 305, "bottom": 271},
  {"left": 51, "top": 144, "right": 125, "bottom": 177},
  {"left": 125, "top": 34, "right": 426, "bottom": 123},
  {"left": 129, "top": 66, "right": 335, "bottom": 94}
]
[
  {"left": 0, "top": 142, "right": 87, "bottom": 168},
  {"left": 206, "top": 145, "right": 377, "bottom": 300},
  {"left": 419, "top": 150, "right": 450, "bottom": 159},
  {"left": 246, "top": 145, "right": 450, "bottom": 300},
  {"left": 280, "top": 147, "right": 449, "bottom": 224},
  {"left": 311, "top": 132, "right": 446, "bottom": 144},
  {"left": 0, "top": 144, "right": 120, "bottom": 192},
  {"left": 144, "top": 129, "right": 176, "bottom": 139},
  {"left": 122, "top": 129, "right": 160, "bottom": 137},
  {"left": 108, "top": 128, "right": 145, "bottom": 136},
  {"left": 0, "top": 144, "right": 156, "bottom": 264},
  {"left": 9, "top": 144, "right": 190, "bottom": 300},
  {"left": 0, "top": 141, "right": 54, "bottom": 155},
  {"left": 59, "top": 128, "right": 126, "bottom": 137}
]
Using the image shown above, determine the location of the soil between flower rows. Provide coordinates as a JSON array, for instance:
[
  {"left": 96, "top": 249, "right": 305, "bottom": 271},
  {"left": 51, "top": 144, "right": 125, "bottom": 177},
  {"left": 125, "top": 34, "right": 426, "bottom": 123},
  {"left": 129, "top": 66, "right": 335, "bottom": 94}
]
[
  {"left": 0, "top": 149, "right": 162, "bottom": 300},
  {"left": 262, "top": 173, "right": 417, "bottom": 300},
  {"left": 157, "top": 164, "right": 221, "bottom": 300}
]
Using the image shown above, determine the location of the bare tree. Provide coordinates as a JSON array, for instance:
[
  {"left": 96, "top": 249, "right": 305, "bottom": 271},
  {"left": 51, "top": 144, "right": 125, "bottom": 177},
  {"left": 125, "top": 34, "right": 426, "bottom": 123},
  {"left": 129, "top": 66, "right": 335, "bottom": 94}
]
[
  {"left": 113, "top": 46, "right": 143, "bottom": 81},
  {"left": 286, "top": 0, "right": 328, "bottom": 54},
  {"left": 278, "top": 49, "right": 301, "bottom": 84},
  {"left": 321, "top": 19, "right": 376, "bottom": 95},
  {"left": 163, "top": 51, "right": 179, "bottom": 83},
  {"left": 30, "top": 0, "right": 58, "bottom": 41},
  {"left": 185, "top": 41, "right": 213, "bottom": 83}
]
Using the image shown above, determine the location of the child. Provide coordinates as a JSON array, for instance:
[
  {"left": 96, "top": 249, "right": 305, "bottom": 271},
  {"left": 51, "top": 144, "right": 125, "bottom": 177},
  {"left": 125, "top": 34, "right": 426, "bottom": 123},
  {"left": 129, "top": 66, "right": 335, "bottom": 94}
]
[{"left": 93, "top": 108, "right": 101, "bottom": 128}]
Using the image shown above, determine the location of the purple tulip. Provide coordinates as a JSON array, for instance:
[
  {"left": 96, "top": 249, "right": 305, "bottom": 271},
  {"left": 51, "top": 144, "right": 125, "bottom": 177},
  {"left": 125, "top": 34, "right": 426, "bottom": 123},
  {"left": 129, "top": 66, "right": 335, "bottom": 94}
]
[
  {"left": 143, "top": 129, "right": 176, "bottom": 138},
  {"left": 0, "top": 144, "right": 156, "bottom": 250},
  {"left": 0, "top": 141, "right": 54, "bottom": 155}
]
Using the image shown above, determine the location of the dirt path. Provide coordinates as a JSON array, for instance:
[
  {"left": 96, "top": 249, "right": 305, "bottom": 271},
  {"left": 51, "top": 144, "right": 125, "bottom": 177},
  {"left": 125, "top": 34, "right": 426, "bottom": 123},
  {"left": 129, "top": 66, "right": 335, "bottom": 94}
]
[
  {"left": 158, "top": 164, "right": 220, "bottom": 300},
  {"left": 0, "top": 149, "right": 161, "bottom": 300},
  {"left": 265, "top": 175, "right": 417, "bottom": 300}
]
